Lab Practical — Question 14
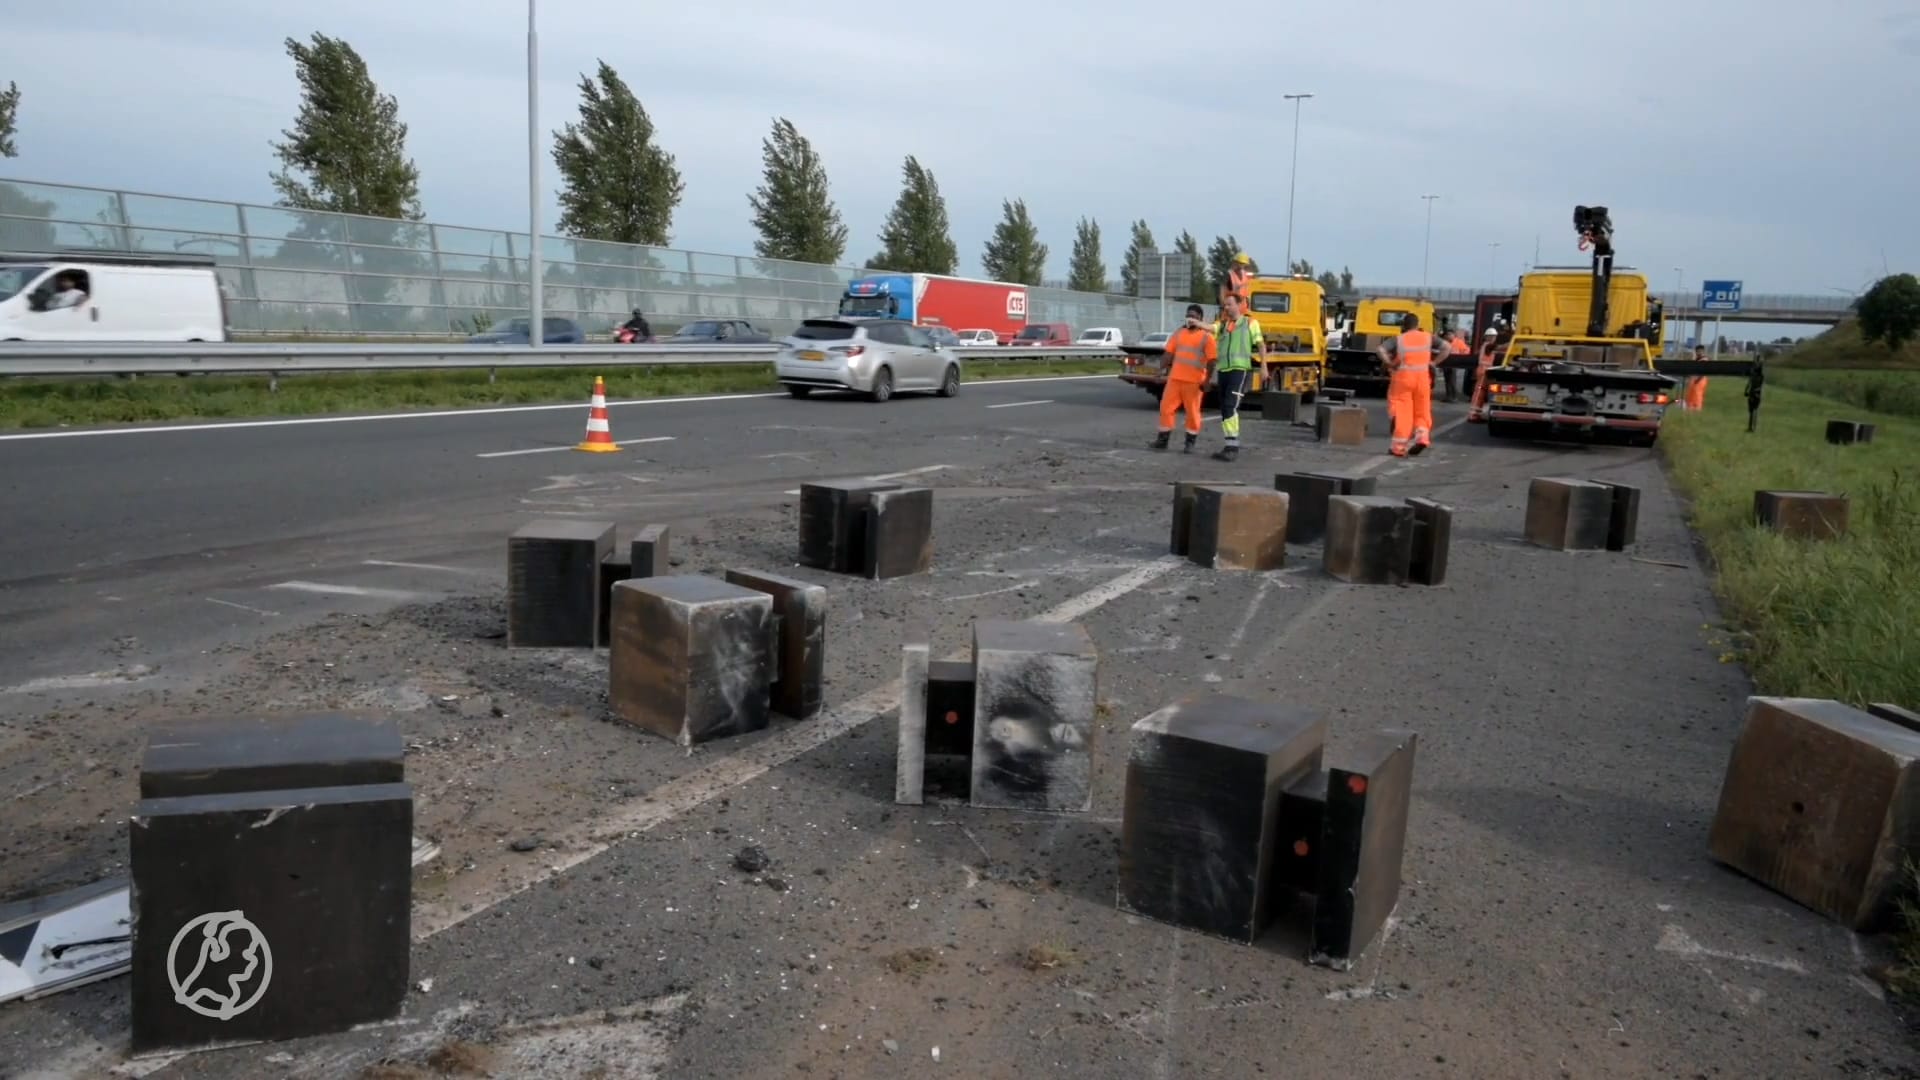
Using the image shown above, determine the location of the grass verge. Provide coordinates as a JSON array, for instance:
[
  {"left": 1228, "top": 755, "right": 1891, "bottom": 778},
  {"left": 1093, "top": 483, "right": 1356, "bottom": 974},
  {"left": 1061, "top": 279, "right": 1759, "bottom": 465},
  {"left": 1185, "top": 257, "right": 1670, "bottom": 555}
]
[
  {"left": 1767, "top": 368, "right": 1920, "bottom": 419},
  {"left": 0, "top": 359, "right": 1120, "bottom": 430},
  {"left": 1660, "top": 379, "right": 1919, "bottom": 706}
]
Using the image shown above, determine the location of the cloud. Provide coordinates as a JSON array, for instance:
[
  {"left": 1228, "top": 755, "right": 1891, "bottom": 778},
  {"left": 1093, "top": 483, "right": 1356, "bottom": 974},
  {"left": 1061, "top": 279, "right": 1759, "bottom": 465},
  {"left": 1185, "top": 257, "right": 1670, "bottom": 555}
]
[{"left": 2, "top": 0, "right": 1915, "bottom": 295}]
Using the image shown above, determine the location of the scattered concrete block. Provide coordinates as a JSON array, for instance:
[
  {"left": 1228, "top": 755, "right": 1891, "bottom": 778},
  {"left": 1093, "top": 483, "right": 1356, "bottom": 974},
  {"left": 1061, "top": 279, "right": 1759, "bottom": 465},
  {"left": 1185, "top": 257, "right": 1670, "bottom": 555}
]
[
  {"left": 1869, "top": 703, "right": 1920, "bottom": 734},
  {"left": 1859, "top": 423, "right": 1878, "bottom": 444},
  {"left": 1260, "top": 390, "right": 1302, "bottom": 422},
  {"left": 1119, "top": 696, "right": 1326, "bottom": 943},
  {"left": 1524, "top": 477, "right": 1612, "bottom": 551},
  {"left": 799, "top": 480, "right": 900, "bottom": 573},
  {"left": 507, "top": 519, "right": 614, "bottom": 648},
  {"left": 1405, "top": 497, "right": 1453, "bottom": 586},
  {"left": 609, "top": 576, "right": 774, "bottom": 746},
  {"left": 1170, "top": 479, "right": 1246, "bottom": 556},
  {"left": 895, "top": 644, "right": 980, "bottom": 807},
  {"left": 1319, "top": 387, "right": 1354, "bottom": 404},
  {"left": 1589, "top": 480, "right": 1641, "bottom": 552},
  {"left": 895, "top": 642, "right": 930, "bottom": 806},
  {"left": 863, "top": 487, "right": 934, "bottom": 579},
  {"left": 725, "top": 569, "right": 827, "bottom": 721},
  {"left": 1316, "top": 404, "right": 1367, "bottom": 446},
  {"left": 131, "top": 715, "right": 412, "bottom": 1052},
  {"left": 1709, "top": 697, "right": 1920, "bottom": 931},
  {"left": 596, "top": 554, "right": 632, "bottom": 648},
  {"left": 1189, "top": 485, "right": 1289, "bottom": 571},
  {"left": 629, "top": 524, "right": 671, "bottom": 578},
  {"left": 970, "top": 620, "right": 1099, "bottom": 812},
  {"left": 1753, "top": 490, "right": 1850, "bottom": 541},
  {"left": 1826, "top": 420, "right": 1873, "bottom": 445},
  {"left": 1273, "top": 470, "right": 1380, "bottom": 543},
  {"left": 1308, "top": 730, "right": 1418, "bottom": 970},
  {"left": 1323, "top": 496, "right": 1414, "bottom": 584}
]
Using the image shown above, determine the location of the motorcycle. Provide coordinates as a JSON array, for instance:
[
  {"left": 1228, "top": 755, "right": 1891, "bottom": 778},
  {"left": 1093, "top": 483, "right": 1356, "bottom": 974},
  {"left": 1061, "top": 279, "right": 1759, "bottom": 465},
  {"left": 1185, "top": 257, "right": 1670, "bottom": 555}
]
[{"left": 614, "top": 324, "right": 653, "bottom": 344}]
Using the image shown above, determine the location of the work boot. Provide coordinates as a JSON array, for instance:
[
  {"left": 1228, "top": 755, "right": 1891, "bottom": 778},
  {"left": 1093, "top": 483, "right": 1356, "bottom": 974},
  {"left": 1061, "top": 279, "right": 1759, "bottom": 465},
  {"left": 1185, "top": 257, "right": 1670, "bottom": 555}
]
[
  {"left": 1409, "top": 440, "right": 1429, "bottom": 457},
  {"left": 1211, "top": 444, "right": 1239, "bottom": 462},
  {"left": 1183, "top": 432, "right": 1198, "bottom": 453},
  {"left": 1149, "top": 431, "right": 1170, "bottom": 451}
]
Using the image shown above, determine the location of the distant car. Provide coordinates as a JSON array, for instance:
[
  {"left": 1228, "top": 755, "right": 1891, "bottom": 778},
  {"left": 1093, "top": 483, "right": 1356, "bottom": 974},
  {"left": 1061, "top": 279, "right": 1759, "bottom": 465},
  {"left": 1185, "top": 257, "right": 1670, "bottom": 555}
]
[
  {"left": 467, "top": 316, "right": 585, "bottom": 344},
  {"left": 658, "top": 318, "right": 771, "bottom": 345},
  {"left": 1076, "top": 327, "right": 1125, "bottom": 348},
  {"left": 1007, "top": 322, "right": 1072, "bottom": 347},
  {"left": 1137, "top": 332, "right": 1171, "bottom": 350},
  {"left": 922, "top": 325, "right": 961, "bottom": 348},
  {"left": 774, "top": 317, "right": 962, "bottom": 403},
  {"left": 955, "top": 328, "right": 1000, "bottom": 346}
]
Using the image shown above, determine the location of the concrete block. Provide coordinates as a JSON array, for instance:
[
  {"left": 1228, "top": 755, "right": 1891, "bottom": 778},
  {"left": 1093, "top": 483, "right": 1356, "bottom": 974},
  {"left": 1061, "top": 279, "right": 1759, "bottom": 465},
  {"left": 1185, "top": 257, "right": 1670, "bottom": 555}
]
[
  {"left": 799, "top": 480, "right": 900, "bottom": 572},
  {"left": 970, "top": 620, "right": 1099, "bottom": 812},
  {"left": 895, "top": 642, "right": 929, "bottom": 805},
  {"left": 1754, "top": 490, "right": 1850, "bottom": 541},
  {"left": 863, "top": 487, "right": 934, "bottom": 579},
  {"left": 1708, "top": 697, "right": 1920, "bottom": 930},
  {"left": 725, "top": 568, "right": 827, "bottom": 721},
  {"left": 140, "top": 714, "right": 404, "bottom": 799},
  {"left": 1589, "top": 480, "right": 1641, "bottom": 552},
  {"left": 507, "top": 519, "right": 614, "bottom": 648},
  {"left": 1826, "top": 419, "right": 1872, "bottom": 445},
  {"left": 1170, "top": 479, "right": 1246, "bottom": 556},
  {"left": 1524, "top": 477, "right": 1612, "bottom": 551},
  {"left": 924, "top": 660, "right": 977, "bottom": 801},
  {"left": 1869, "top": 703, "right": 1920, "bottom": 734},
  {"left": 609, "top": 576, "right": 774, "bottom": 746},
  {"left": 1319, "top": 387, "right": 1354, "bottom": 404},
  {"left": 1273, "top": 470, "right": 1380, "bottom": 543},
  {"left": 1405, "top": 497, "right": 1454, "bottom": 586},
  {"left": 1189, "top": 485, "right": 1288, "bottom": 571},
  {"left": 1860, "top": 423, "right": 1878, "bottom": 444},
  {"left": 629, "top": 524, "right": 671, "bottom": 578},
  {"left": 1323, "top": 496, "right": 1414, "bottom": 584},
  {"left": 1316, "top": 404, "right": 1367, "bottom": 446},
  {"left": 1119, "top": 696, "right": 1326, "bottom": 944},
  {"left": 596, "top": 554, "right": 632, "bottom": 648},
  {"left": 1260, "top": 390, "right": 1302, "bottom": 422},
  {"left": 1308, "top": 730, "right": 1418, "bottom": 970}
]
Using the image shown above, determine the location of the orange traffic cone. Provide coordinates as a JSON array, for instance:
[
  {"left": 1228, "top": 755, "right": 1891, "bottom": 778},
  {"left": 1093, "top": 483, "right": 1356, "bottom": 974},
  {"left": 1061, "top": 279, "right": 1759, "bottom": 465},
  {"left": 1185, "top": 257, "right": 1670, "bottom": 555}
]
[{"left": 574, "top": 375, "right": 620, "bottom": 453}]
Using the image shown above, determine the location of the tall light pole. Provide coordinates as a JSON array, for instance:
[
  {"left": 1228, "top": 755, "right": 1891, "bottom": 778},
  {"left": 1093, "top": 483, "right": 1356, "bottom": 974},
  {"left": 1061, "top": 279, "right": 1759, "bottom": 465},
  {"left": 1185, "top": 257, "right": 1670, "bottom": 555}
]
[
  {"left": 1488, "top": 241, "right": 1501, "bottom": 289},
  {"left": 1282, "top": 92, "right": 1313, "bottom": 273},
  {"left": 527, "top": 0, "right": 543, "bottom": 348},
  {"left": 1419, "top": 194, "right": 1439, "bottom": 294}
]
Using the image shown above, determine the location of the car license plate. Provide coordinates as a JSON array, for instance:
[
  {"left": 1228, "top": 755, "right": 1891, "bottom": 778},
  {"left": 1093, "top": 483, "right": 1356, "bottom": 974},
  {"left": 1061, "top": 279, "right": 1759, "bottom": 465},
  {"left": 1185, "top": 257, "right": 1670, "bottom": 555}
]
[
  {"left": 1491, "top": 393, "right": 1527, "bottom": 404},
  {"left": 798, "top": 350, "right": 825, "bottom": 361}
]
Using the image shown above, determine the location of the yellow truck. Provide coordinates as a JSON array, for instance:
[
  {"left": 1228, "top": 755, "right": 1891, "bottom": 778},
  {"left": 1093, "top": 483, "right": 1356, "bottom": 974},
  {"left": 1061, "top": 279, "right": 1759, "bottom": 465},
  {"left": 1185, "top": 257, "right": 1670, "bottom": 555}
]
[
  {"left": 1117, "top": 274, "right": 1327, "bottom": 406},
  {"left": 1479, "top": 205, "right": 1677, "bottom": 447},
  {"left": 1325, "top": 296, "right": 1437, "bottom": 390}
]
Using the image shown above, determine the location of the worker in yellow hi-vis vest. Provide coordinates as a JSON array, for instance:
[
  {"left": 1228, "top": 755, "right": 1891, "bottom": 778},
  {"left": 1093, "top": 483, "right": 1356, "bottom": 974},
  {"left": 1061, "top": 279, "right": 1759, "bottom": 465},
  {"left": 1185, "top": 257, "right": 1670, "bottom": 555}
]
[{"left": 1209, "top": 291, "right": 1267, "bottom": 462}]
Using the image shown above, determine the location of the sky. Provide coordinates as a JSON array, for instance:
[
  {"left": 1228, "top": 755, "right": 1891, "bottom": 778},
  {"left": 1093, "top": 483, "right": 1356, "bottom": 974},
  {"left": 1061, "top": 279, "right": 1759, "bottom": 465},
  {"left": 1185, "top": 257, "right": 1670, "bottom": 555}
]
[{"left": 4, "top": 0, "right": 1918, "bottom": 304}]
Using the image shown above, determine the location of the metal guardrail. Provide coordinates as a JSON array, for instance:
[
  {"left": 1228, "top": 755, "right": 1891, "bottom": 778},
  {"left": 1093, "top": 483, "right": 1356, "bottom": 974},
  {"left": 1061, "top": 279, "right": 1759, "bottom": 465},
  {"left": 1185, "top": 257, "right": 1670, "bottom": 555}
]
[{"left": 0, "top": 343, "right": 1126, "bottom": 378}]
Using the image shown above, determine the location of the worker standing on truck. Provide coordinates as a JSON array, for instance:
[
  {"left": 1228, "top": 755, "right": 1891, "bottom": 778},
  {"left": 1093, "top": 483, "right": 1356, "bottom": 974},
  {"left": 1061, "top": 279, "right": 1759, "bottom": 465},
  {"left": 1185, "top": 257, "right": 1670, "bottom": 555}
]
[
  {"left": 1467, "top": 327, "right": 1499, "bottom": 420},
  {"left": 1376, "top": 313, "right": 1451, "bottom": 456},
  {"left": 1150, "top": 304, "right": 1218, "bottom": 453},
  {"left": 1221, "top": 252, "right": 1254, "bottom": 310},
  {"left": 1210, "top": 292, "right": 1266, "bottom": 462}
]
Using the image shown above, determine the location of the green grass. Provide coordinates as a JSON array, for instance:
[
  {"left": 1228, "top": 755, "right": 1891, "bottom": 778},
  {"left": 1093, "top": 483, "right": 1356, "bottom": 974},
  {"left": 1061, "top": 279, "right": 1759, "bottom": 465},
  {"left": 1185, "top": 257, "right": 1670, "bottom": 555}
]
[
  {"left": 1660, "top": 380, "right": 1920, "bottom": 707},
  {"left": 0, "top": 359, "right": 1120, "bottom": 430},
  {"left": 1773, "top": 319, "right": 1920, "bottom": 371},
  {"left": 1766, "top": 369, "right": 1920, "bottom": 419}
]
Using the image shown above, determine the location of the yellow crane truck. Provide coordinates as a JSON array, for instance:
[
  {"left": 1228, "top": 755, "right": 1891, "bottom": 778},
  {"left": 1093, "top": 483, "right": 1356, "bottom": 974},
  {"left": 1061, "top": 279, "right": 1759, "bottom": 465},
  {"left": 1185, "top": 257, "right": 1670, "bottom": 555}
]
[
  {"left": 1117, "top": 274, "right": 1327, "bottom": 407},
  {"left": 1479, "top": 205, "right": 1678, "bottom": 447},
  {"left": 1325, "top": 295, "right": 1438, "bottom": 391}
]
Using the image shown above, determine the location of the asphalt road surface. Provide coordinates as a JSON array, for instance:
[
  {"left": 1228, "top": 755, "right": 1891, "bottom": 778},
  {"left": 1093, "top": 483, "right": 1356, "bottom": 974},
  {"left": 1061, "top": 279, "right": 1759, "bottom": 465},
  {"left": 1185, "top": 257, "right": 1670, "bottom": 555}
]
[{"left": 1, "top": 372, "right": 1913, "bottom": 1078}]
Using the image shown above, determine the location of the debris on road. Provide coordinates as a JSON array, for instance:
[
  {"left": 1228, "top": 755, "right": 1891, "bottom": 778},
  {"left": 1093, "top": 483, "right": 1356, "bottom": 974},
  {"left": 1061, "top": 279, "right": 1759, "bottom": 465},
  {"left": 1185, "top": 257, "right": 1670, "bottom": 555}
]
[{"left": 732, "top": 845, "right": 770, "bottom": 874}]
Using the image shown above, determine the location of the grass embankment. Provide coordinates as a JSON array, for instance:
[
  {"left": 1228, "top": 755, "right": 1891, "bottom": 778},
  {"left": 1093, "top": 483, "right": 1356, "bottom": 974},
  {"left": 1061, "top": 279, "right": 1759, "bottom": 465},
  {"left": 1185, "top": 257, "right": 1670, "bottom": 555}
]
[
  {"left": 1661, "top": 381, "right": 1918, "bottom": 706},
  {"left": 0, "top": 359, "right": 1119, "bottom": 430},
  {"left": 1772, "top": 319, "right": 1920, "bottom": 372},
  {"left": 1767, "top": 369, "right": 1920, "bottom": 419}
]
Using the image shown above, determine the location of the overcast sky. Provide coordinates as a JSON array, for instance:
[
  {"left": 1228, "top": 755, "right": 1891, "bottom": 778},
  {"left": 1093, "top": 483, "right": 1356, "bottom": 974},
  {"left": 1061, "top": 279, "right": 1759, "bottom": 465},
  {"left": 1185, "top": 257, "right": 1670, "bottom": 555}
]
[{"left": 5, "top": 0, "right": 1917, "bottom": 298}]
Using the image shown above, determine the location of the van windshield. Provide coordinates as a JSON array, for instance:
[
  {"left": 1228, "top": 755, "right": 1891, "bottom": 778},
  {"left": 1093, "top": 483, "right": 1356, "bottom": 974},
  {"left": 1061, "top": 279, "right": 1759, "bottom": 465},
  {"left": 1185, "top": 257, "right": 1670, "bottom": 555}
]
[
  {"left": 0, "top": 264, "right": 48, "bottom": 303},
  {"left": 1014, "top": 326, "right": 1050, "bottom": 340}
]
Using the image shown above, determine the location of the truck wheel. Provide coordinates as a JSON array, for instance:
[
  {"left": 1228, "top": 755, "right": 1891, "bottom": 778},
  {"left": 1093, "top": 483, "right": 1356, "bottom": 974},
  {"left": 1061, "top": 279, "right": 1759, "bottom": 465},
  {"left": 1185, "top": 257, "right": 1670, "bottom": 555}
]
[
  {"left": 938, "top": 364, "right": 961, "bottom": 397},
  {"left": 868, "top": 366, "right": 894, "bottom": 403},
  {"left": 786, "top": 385, "right": 813, "bottom": 398}
]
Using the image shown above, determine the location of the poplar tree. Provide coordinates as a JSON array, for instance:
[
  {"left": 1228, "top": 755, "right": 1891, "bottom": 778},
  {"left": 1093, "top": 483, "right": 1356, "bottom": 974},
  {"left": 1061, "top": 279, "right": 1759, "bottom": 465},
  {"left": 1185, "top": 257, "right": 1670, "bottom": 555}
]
[
  {"left": 1121, "top": 219, "right": 1156, "bottom": 296},
  {"left": 0, "top": 82, "right": 20, "bottom": 158},
  {"left": 747, "top": 117, "right": 847, "bottom": 265},
  {"left": 1067, "top": 218, "right": 1108, "bottom": 293},
  {"left": 1174, "top": 231, "right": 1207, "bottom": 302},
  {"left": 552, "top": 60, "right": 684, "bottom": 246},
  {"left": 270, "top": 33, "right": 421, "bottom": 219},
  {"left": 981, "top": 198, "right": 1047, "bottom": 285},
  {"left": 866, "top": 156, "right": 957, "bottom": 274}
]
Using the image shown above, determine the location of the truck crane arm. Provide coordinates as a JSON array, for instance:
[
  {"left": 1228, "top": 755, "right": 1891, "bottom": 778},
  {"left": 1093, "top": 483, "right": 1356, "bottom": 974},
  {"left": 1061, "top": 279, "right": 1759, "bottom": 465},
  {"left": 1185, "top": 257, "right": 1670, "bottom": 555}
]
[{"left": 1574, "top": 205, "right": 1614, "bottom": 338}]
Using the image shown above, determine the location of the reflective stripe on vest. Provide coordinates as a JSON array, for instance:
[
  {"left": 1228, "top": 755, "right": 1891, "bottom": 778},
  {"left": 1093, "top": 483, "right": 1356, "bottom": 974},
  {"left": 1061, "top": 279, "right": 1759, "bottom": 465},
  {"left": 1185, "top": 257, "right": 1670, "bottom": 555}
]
[
  {"left": 1218, "top": 318, "right": 1255, "bottom": 370},
  {"left": 1397, "top": 329, "right": 1432, "bottom": 371},
  {"left": 1171, "top": 333, "right": 1209, "bottom": 373}
]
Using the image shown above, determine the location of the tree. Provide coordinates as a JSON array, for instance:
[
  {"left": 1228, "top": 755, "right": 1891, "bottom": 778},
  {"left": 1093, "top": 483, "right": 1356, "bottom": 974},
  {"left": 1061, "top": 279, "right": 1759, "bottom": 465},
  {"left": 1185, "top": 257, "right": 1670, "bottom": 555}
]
[
  {"left": 1174, "top": 231, "right": 1207, "bottom": 303},
  {"left": 866, "top": 156, "right": 957, "bottom": 273},
  {"left": 0, "top": 82, "right": 19, "bottom": 159},
  {"left": 1121, "top": 219, "right": 1156, "bottom": 296},
  {"left": 1340, "top": 265, "right": 1355, "bottom": 292},
  {"left": 270, "top": 33, "right": 421, "bottom": 219},
  {"left": 1290, "top": 258, "right": 1314, "bottom": 278},
  {"left": 1856, "top": 273, "right": 1920, "bottom": 351},
  {"left": 553, "top": 61, "right": 684, "bottom": 246},
  {"left": 746, "top": 117, "right": 846, "bottom": 265},
  {"left": 1205, "top": 234, "right": 1244, "bottom": 293},
  {"left": 1067, "top": 217, "right": 1108, "bottom": 293},
  {"left": 1316, "top": 271, "right": 1340, "bottom": 293},
  {"left": 981, "top": 198, "right": 1047, "bottom": 285}
]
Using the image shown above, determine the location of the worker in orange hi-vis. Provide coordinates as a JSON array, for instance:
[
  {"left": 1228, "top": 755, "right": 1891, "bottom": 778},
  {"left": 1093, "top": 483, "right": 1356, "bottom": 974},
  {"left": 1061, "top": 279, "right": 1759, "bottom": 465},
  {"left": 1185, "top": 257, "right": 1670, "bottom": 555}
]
[
  {"left": 1468, "top": 327, "right": 1500, "bottom": 420},
  {"left": 1221, "top": 252, "right": 1254, "bottom": 309},
  {"left": 1683, "top": 344, "right": 1709, "bottom": 410},
  {"left": 1375, "top": 312, "right": 1452, "bottom": 456},
  {"left": 1150, "top": 304, "right": 1218, "bottom": 453}
]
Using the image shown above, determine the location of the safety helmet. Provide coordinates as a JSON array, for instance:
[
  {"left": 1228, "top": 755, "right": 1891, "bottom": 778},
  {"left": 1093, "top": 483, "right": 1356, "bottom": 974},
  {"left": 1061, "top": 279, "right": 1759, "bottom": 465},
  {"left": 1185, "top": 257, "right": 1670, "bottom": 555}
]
[
  {"left": 1232, "top": 252, "right": 1251, "bottom": 265},
  {"left": 1483, "top": 328, "right": 1498, "bottom": 338}
]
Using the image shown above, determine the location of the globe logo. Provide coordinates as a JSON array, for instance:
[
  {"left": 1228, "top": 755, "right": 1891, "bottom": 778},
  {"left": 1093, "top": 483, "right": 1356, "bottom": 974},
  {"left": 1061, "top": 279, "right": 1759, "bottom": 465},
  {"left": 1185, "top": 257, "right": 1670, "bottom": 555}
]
[{"left": 166, "top": 910, "right": 273, "bottom": 1021}]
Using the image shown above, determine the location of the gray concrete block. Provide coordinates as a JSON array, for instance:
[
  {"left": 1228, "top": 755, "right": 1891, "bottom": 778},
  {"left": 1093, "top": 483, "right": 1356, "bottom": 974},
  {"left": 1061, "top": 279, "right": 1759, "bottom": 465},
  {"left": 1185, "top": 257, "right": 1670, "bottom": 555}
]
[
  {"left": 896, "top": 642, "right": 930, "bottom": 805},
  {"left": 1323, "top": 496, "right": 1414, "bottom": 584},
  {"left": 1170, "top": 479, "right": 1246, "bottom": 556},
  {"left": 508, "top": 519, "right": 614, "bottom": 648},
  {"left": 609, "top": 575, "right": 773, "bottom": 746},
  {"left": 630, "top": 524, "right": 671, "bottom": 578},
  {"left": 1316, "top": 404, "right": 1367, "bottom": 445},
  {"left": 1406, "top": 497, "right": 1453, "bottom": 586},
  {"left": 970, "top": 620, "right": 1099, "bottom": 812},
  {"left": 799, "top": 480, "right": 900, "bottom": 572},
  {"left": 1189, "top": 485, "right": 1288, "bottom": 571},
  {"left": 863, "top": 487, "right": 934, "bottom": 579},
  {"left": 1754, "top": 490, "right": 1850, "bottom": 541},
  {"left": 1524, "top": 477, "right": 1612, "bottom": 551},
  {"left": 725, "top": 568, "right": 828, "bottom": 721}
]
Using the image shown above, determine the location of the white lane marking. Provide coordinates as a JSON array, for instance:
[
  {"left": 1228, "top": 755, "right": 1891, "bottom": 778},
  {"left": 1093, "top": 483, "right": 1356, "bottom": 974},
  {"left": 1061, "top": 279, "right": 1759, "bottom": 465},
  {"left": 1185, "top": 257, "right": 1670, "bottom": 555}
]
[
  {"left": 266, "top": 581, "right": 425, "bottom": 601},
  {"left": 477, "top": 435, "right": 674, "bottom": 458},
  {"left": 206, "top": 597, "right": 280, "bottom": 617},
  {"left": 783, "top": 463, "right": 950, "bottom": 495},
  {"left": 974, "top": 374, "right": 1115, "bottom": 385},
  {"left": 411, "top": 555, "right": 1181, "bottom": 940},
  {"left": 362, "top": 559, "right": 481, "bottom": 575},
  {"left": 945, "top": 579, "right": 1041, "bottom": 601},
  {"left": 1655, "top": 925, "right": 1808, "bottom": 973},
  {"left": 986, "top": 399, "right": 1054, "bottom": 409},
  {"left": 0, "top": 665, "right": 156, "bottom": 695}
]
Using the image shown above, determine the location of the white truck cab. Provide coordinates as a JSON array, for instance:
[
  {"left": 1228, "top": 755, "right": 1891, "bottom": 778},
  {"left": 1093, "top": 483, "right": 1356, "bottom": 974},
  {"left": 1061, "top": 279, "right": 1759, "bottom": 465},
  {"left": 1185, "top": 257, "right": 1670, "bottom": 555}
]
[
  {"left": 0, "top": 251, "right": 230, "bottom": 342},
  {"left": 1076, "top": 327, "right": 1124, "bottom": 348}
]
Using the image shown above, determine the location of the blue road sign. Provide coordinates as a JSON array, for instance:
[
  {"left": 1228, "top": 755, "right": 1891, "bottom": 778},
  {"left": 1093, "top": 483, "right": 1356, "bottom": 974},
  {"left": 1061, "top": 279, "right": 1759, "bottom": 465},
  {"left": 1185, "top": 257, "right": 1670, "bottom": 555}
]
[{"left": 1700, "top": 280, "right": 1743, "bottom": 312}]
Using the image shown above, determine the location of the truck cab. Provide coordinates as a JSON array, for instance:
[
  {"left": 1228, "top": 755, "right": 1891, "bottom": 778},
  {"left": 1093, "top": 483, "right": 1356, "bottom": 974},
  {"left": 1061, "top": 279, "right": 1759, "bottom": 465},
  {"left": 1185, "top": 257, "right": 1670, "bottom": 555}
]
[
  {"left": 1325, "top": 296, "right": 1437, "bottom": 389},
  {"left": 838, "top": 275, "right": 912, "bottom": 320},
  {"left": 1244, "top": 274, "right": 1327, "bottom": 401}
]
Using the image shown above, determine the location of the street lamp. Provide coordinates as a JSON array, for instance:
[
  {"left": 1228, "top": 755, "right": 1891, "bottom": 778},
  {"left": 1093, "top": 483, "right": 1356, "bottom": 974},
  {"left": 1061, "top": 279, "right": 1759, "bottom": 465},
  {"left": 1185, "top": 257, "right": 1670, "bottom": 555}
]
[
  {"left": 1488, "top": 241, "right": 1501, "bottom": 289},
  {"left": 1282, "top": 92, "right": 1313, "bottom": 273},
  {"left": 1419, "top": 194, "right": 1439, "bottom": 293},
  {"left": 527, "top": 0, "right": 543, "bottom": 348}
]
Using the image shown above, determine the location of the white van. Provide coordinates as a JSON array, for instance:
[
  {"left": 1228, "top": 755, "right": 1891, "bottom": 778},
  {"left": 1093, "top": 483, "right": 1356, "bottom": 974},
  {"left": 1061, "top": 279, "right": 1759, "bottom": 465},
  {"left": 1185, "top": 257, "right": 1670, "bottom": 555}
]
[
  {"left": 0, "top": 252, "right": 229, "bottom": 342},
  {"left": 1076, "top": 327, "right": 1125, "bottom": 348}
]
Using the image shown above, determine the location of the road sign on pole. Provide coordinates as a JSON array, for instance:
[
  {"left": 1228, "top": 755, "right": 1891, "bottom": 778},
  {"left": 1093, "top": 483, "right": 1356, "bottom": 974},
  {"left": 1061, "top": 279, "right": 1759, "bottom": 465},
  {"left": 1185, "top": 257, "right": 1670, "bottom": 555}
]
[
  {"left": 1135, "top": 249, "right": 1193, "bottom": 301},
  {"left": 1700, "top": 279, "right": 1743, "bottom": 312}
]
